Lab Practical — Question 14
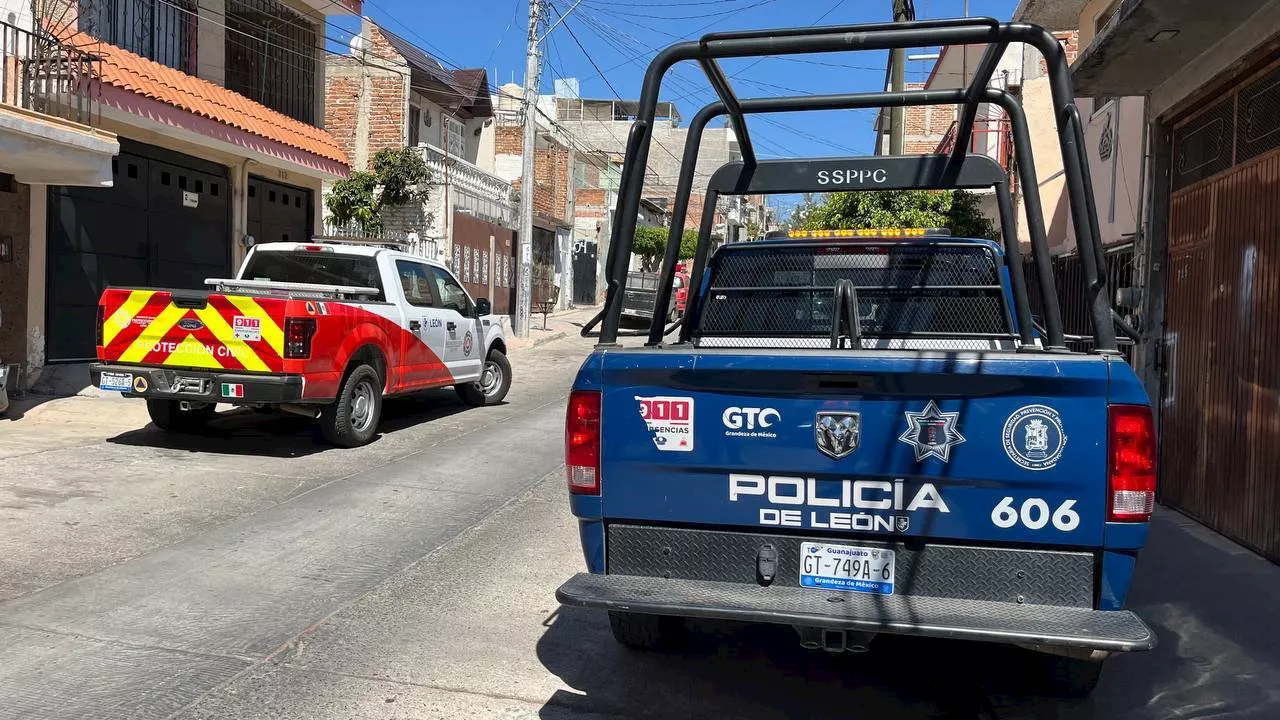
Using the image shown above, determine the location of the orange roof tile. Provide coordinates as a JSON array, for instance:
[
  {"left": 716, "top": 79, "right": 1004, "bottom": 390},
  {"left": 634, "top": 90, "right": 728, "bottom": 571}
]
[{"left": 59, "top": 29, "right": 349, "bottom": 167}]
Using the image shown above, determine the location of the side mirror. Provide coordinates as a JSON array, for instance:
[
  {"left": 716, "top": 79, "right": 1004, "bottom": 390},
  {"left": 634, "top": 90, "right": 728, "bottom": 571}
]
[{"left": 475, "top": 298, "right": 491, "bottom": 317}]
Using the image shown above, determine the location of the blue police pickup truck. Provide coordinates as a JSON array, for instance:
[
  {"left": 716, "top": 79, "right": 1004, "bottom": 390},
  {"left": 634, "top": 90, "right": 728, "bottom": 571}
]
[{"left": 556, "top": 18, "right": 1158, "bottom": 698}]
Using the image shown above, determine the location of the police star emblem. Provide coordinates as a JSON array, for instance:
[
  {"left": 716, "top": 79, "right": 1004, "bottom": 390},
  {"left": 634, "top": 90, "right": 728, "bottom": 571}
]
[{"left": 898, "top": 400, "right": 965, "bottom": 463}]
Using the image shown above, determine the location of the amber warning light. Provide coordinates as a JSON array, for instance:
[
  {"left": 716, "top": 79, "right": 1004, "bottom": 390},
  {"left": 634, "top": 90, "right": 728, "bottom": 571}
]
[{"left": 786, "top": 228, "right": 951, "bottom": 239}]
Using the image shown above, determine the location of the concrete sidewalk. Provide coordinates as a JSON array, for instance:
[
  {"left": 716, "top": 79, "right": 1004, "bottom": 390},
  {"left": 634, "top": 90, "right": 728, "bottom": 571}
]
[{"left": 504, "top": 305, "right": 602, "bottom": 352}]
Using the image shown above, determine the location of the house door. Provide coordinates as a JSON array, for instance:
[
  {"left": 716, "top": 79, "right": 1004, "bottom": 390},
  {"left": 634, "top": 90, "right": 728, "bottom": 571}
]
[
  {"left": 248, "top": 177, "right": 312, "bottom": 245},
  {"left": 1159, "top": 57, "right": 1280, "bottom": 564},
  {"left": 46, "top": 141, "right": 230, "bottom": 362},
  {"left": 573, "top": 240, "right": 597, "bottom": 304}
]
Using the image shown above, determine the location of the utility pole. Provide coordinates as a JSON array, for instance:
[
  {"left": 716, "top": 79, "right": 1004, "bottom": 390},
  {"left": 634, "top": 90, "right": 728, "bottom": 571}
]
[
  {"left": 889, "top": 0, "right": 908, "bottom": 155},
  {"left": 515, "top": 0, "right": 542, "bottom": 338}
]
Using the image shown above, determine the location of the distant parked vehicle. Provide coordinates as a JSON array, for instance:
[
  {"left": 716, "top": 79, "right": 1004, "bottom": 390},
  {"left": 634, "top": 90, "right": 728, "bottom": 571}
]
[{"left": 90, "top": 239, "right": 510, "bottom": 447}]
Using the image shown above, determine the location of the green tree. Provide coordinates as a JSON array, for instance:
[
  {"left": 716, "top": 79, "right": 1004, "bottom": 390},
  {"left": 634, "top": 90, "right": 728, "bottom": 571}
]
[
  {"left": 799, "top": 189, "right": 996, "bottom": 239},
  {"left": 325, "top": 148, "right": 432, "bottom": 236},
  {"left": 632, "top": 226, "right": 698, "bottom": 271}
]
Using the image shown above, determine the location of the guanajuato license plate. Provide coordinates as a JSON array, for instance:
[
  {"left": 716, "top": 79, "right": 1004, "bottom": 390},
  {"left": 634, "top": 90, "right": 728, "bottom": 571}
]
[{"left": 799, "top": 542, "right": 895, "bottom": 595}]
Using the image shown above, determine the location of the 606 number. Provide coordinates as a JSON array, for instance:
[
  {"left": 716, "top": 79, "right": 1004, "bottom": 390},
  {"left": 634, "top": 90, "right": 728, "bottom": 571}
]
[{"left": 991, "top": 497, "right": 1080, "bottom": 531}]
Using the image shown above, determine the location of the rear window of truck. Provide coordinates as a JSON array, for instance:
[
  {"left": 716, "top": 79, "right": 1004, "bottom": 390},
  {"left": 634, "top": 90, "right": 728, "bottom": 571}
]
[
  {"left": 243, "top": 251, "right": 385, "bottom": 300},
  {"left": 694, "top": 243, "right": 1013, "bottom": 347}
]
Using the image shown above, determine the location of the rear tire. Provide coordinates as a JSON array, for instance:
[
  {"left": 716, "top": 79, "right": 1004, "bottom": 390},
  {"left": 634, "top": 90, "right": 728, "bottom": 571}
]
[
  {"left": 1037, "top": 655, "right": 1105, "bottom": 699},
  {"left": 320, "top": 364, "right": 382, "bottom": 447},
  {"left": 146, "top": 399, "right": 216, "bottom": 433},
  {"left": 456, "top": 350, "right": 512, "bottom": 407},
  {"left": 607, "top": 611, "right": 685, "bottom": 651}
]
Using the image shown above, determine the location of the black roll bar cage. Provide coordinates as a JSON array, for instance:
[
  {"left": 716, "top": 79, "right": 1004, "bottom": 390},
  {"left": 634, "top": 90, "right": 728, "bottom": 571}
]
[{"left": 589, "top": 18, "right": 1119, "bottom": 356}]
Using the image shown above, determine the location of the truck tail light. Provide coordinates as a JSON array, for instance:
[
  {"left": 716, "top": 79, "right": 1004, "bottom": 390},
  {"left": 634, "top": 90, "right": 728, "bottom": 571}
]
[
  {"left": 1108, "top": 404, "right": 1157, "bottom": 522},
  {"left": 95, "top": 304, "right": 105, "bottom": 347},
  {"left": 284, "top": 317, "right": 316, "bottom": 359},
  {"left": 566, "top": 390, "right": 602, "bottom": 495}
]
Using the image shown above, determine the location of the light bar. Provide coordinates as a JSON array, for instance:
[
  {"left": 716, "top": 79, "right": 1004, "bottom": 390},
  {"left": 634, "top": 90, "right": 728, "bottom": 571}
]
[{"left": 786, "top": 228, "right": 951, "bottom": 239}]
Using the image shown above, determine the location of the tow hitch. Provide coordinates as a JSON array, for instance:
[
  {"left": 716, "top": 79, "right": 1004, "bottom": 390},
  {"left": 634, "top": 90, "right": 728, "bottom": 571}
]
[{"left": 796, "top": 626, "right": 876, "bottom": 653}]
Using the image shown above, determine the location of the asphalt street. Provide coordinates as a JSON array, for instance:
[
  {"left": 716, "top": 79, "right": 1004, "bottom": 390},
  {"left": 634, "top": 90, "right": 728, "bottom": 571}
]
[{"left": 1, "top": 327, "right": 1278, "bottom": 719}]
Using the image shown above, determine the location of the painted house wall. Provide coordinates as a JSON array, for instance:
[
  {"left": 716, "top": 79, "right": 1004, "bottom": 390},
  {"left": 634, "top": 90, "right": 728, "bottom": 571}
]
[{"left": 406, "top": 91, "right": 486, "bottom": 165}]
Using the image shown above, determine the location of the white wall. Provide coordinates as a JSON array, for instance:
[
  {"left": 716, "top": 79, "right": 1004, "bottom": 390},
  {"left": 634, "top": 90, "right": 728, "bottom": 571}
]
[
  {"left": 407, "top": 91, "right": 486, "bottom": 165},
  {"left": 0, "top": 0, "right": 32, "bottom": 30}
]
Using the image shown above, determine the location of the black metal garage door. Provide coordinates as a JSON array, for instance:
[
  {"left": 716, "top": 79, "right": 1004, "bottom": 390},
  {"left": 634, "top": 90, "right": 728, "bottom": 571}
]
[
  {"left": 248, "top": 176, "right": 312, "bottom": 245},
  {"left": 47, "top": 140, "right": 230, "bottom": 362}
]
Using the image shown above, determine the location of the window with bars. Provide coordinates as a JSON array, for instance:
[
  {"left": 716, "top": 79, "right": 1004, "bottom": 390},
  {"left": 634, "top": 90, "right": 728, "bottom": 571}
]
[
  {"left": 408, "top": 105, "right": 421, "bottom": 147},
  {"left": 224, "top": 0, "right": 318, "bottom": 125},
  {"left": 441, "top": 114, "right": 465, "bottom": 157},
  {"left": 79, "top": 0, "right": 197, "bottom": 74}
]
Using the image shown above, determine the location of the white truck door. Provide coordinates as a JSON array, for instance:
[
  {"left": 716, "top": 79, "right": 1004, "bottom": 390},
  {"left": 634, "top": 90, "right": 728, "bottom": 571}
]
[
  {"left": 426, "top": 265, "right": 483, "bottom": 381},
  {"left": 392, "top": 260, "right": 452, "bottom": 390}
]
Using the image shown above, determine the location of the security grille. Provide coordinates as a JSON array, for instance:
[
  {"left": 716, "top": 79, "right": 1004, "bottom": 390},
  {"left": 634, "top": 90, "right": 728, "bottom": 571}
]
[
  {"left": 694, "top": 243, "right": 1013, "bottom": 347},
  {"left": 1172, "top": 96, "right": 1235, "bottom": 192},
  {"left": 1236, "top": 62, "right": 1280, "bottom": 164}
]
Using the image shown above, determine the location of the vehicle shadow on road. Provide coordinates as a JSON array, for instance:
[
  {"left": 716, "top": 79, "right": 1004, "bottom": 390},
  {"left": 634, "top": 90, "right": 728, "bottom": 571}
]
[
  {"left": 533, "top": 605, "right": 1091, "bottom": 720},
  {"left": 102, "top": 390, "right": 474, "bottom": 457},
  {"left": 990, "top": 509, "right": 1280, "bottom": 720}
]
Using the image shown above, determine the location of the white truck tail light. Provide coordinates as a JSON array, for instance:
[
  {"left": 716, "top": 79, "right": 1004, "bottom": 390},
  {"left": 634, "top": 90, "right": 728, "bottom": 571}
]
[
  {"left": 1108, "top": 404, "right": 1157, "bottom": 521},
  {"left": 566, "top": 390, "right": 601, "bottom": 495}
]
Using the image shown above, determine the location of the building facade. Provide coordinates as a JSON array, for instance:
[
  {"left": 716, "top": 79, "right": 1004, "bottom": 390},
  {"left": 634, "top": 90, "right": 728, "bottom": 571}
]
[
  {"left": 1, "top": 0, "right": 352, "bottom": 394},
  {"left": 1021, "top": 0, "right": 1280, "bottom": 564},
  {"left": 324, "top": 20, "right": 524, "bottom": 314}
]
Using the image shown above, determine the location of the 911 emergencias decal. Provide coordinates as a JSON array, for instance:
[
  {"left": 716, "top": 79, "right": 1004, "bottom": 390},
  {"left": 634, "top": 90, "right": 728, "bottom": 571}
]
[{"left": 636, "top": 395, "right": 694, "bottom": 452}]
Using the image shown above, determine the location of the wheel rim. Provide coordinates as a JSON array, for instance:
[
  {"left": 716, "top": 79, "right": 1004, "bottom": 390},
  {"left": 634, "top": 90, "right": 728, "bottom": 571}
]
[
  {"left": 350, "top": 379, "right": 375, "bottom": 432},
  {"left": 476, "top": 360, "right": 503, "bottom": 398}
]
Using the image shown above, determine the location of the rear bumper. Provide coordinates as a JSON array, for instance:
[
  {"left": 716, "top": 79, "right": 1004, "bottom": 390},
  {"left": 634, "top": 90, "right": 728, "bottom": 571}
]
[
  {"left": 90, "top": 364, "right": 306, "bottom": 404},
  {"left": 556, "top": 572, "right": 1156, "bottom": 653}
]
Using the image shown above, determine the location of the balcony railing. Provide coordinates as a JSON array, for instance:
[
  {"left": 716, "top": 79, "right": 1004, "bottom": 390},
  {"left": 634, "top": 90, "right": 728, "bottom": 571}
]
[
  {"left": 417, "top": 144, "right": 518, "bottom": 228},
  {"left": 1, "top": 20, "right": 102, "bottom": 127},
  {"left": 935, "top": 116, "right": 1013, "bottom": 175},
  {"left": 77, "top": 0, "right": 198, "bottom": 75}
]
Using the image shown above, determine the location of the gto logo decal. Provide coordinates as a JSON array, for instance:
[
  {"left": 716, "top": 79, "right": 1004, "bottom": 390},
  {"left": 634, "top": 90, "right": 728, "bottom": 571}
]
[{"left": 722, "top": 407, "right": 779, "bottom": 438}]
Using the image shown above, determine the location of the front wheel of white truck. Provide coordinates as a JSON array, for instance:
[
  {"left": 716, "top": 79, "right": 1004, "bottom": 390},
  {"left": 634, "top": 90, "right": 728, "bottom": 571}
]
[
  {"left": 607, "top": 611, "right": 685, "bottom": 651},
  {"left": 456, "top": 350, "right": 511, "bottom": 407}
]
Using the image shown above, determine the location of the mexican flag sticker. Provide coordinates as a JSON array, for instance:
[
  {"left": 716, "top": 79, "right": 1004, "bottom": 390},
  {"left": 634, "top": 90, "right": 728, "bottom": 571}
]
[{"left": 222, "top": 383, "right": 245, "bottom": 398}]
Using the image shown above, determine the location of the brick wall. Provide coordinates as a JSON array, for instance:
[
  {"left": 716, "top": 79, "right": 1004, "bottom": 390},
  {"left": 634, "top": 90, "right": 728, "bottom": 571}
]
[
  {"left": 324, "top": 68, "right": 362, "bottom": 167},
  {"left": 498, "top": 129, "right": 572, "bottom": 225},
  {"left": 1039, "top": 31, "right": 1080, "bottom": 75},
  {"left": 323, "top": 21, "right": 409, "bottom": 171},
  {"left": 0, "top": 180, "right": 30, "bottom": 378},
  {"left": 496, "top": 126, "right": 523, "bottom": 155}
]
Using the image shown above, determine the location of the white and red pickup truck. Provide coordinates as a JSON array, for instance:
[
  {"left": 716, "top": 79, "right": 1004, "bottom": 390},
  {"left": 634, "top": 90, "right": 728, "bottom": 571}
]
[{"left": 89, "top": 240, "right": 511, "bottom": 447}]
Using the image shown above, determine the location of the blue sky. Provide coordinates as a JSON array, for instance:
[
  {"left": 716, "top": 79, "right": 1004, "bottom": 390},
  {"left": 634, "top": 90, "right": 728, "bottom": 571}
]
[{"left": 332, "top": 0, "right": 1020, "bottom": 219}]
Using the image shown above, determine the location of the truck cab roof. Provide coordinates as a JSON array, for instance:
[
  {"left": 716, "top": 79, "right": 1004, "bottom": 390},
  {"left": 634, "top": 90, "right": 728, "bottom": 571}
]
[{"left": 249, "top": 241, "right": 449, "bottom": 270}]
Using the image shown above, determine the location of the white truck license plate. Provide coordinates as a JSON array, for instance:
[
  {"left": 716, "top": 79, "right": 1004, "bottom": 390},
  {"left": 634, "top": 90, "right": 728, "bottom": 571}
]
[
  {"left": 799, "top": 542, "right": 895, "bottom": 595},
  {"left": 99, "top": 372, "right": 133, "bottom": 392}
]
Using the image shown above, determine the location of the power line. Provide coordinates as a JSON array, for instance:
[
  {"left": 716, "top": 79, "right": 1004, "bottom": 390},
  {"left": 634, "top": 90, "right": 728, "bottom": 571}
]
[
  {"left": 573, "top": 7, "right": 869, "bottom": 158},
  {"left": 579, "top": 0, "right": 781, "bottom": 21}
]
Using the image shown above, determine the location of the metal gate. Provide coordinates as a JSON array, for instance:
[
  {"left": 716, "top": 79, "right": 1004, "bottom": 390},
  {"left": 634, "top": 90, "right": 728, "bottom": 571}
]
[
  {"left": 248, "top": 176, "right": 312, "bottom": 245},
  {"left": 451, "top": 211, "right": 516, "bottom": 315},
  {"left": 46, "top": 140, "right": 230, "bottom": 361},
  {"left": 1160, "top": 56, "right": 1280, "bottom": 563},
  {"left": 573, "top": 239, "right": 597, "bottom": 305}
]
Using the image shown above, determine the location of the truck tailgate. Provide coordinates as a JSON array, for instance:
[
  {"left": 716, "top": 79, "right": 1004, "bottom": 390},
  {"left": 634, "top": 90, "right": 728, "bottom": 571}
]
[
  {"left": 594, "top": 348, "right": 1110, "bottom": 547},
  {"left": 98, "top": 288, "right": 285, "bottom": 372}
]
